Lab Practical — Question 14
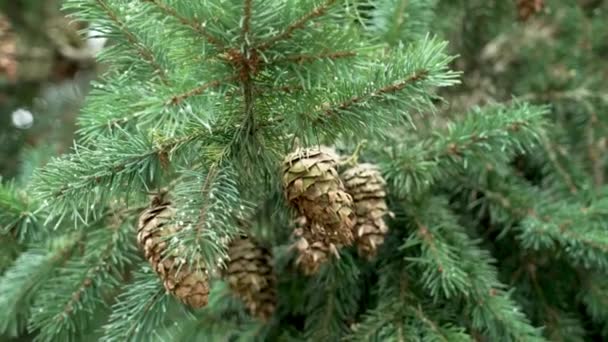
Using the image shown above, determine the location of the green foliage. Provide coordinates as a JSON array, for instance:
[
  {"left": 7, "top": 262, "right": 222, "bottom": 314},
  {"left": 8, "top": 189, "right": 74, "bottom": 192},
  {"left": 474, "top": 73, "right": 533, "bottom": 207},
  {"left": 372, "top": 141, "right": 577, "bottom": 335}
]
[
  {"left": 0, "top": 181, "right": 40, "bottom": 242},
  {"left": 1, "top": 0, "right": 608, "bottom": 341},
  {"left": 0, "top": 234, "right": 81, "bottom": 337}
]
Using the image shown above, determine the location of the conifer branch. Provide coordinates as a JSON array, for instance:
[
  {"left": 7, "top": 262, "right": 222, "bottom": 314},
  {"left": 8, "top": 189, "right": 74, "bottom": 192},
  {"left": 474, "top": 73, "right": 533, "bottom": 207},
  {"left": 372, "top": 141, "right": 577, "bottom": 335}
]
[
  {"left": 580, "top": 273, "right": 608, "bottom": 324},
  {"left": 169, "top": 77, "right": 234, "bottom": 105},
  {"left": 32, "top": 131, "right": 201, "bottom": 220},
  {"left": 0, "top": 182, "right": 40, "bottom": 242},
  {"left": 256, "top": 0, "right": 337, "bottom": 51},
  {"left": 304, "top": 254, "right": 360, "bottom": 340},
  {"left": 413, "top": 306, "right": 453, "bottom": 342},
  {"left": 194, "top": 164, "right": 219, "bottom": 245},
  {"left": 62, "top": 226, "right": 124, "bottom": 320},
  {"left": 273, "top": 51, "right": 357, "bottom": 64},
  {"left": 316, "top": 69, "right": 429, "bottom": 122},
  {"left": 144, "top": 0, "right": 226, "bottom": 49},
  {"left": 406, "top": 198, "right": 543, "bottom": 341},
  {"left": 539, "top": 132, "right": 578, "bottom": 194},
  {"left": 95, "top": 0, "right": 168, "bottom": 82},
  {"left": 29, "top": 217, "right": 137, "bottom": 341},
  {"left": 0, "top": 235, "right": 81, "bottom": 335},
  {"left": 100, "top": 267, "right": 171, "bottom": 342},
  {"left": 382, "top": 103, "right": 547, "bottom": 197},
  {"left": 464, "top": 179, "right": 608, "bottom": 270},
  {"left": 169, "top": 166, "right": 246, "bottom": 266},
  {"left": 242, "top": 0, "right": 253, "bottom": 38}
]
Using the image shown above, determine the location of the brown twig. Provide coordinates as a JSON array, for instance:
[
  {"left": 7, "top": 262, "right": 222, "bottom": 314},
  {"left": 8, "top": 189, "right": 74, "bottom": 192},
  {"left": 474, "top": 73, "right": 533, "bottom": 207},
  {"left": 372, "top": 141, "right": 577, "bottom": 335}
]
[
  {"left": 479, "top": 186, "right": 608, "bottom": 253},
  {"left": 168, "top": 77, "right": 235, "bottom": 105},
  {"left": 318, "top": 70, "right": 429, "bottom": 121},
  {"left": 242, "top": 0, "right": 253, "bottom": 38},
  {"left": 194, "top": 164, "right": 219, "bottom": 245},
  {"left": 273, "top": 51, "right": 357, "bottom": 64},
  {"left": 96, "top": 0, "right": 168, "bottom": 83},
  {"left": 57, "top": 219, "right": 125, "bottom": 322},
  {"left": 144, "top": 0, "right": 225, "bottom": 49},
  {"left": 539, "top": 132, "right": 578, "bottom": 194},
  {"left": 414, "top": 219, "right": 445, "bottom": 274},
  {"left": 255, "top": 0, "right": 337, "bottom": 51}
]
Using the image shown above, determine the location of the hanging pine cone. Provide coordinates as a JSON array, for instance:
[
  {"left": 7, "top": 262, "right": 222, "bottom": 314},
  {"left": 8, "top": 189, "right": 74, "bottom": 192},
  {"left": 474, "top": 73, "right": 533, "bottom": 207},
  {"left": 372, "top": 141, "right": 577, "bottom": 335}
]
[
  {"left": 342, "top": 163, "right": 390, "bottom": 259},
  {"left": 224, "top": 235, "right": 277, "bottom": 321},
  {"left": 137, "top": 192, "right": 210, "bottom": 308},
  {"left": 282, "top": 147, "right": 355, "bottom": 246},
  {"left": 516, "top": 0, "right": 544, "bottom": 21},
  {"left": 291, "top": 216, "right": 339, "bottom": 275}
]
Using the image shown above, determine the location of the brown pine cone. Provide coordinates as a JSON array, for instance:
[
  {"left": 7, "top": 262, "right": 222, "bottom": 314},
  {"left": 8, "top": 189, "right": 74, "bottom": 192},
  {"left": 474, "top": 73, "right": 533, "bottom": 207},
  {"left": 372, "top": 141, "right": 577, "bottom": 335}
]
[
  {"left": 224, "top": 235, "right": 277, "bottom": 321},
  {"left": 137, "top": 192, "right": 210, "bottom": 308},
  {"left": 342, "top": 163, "right": 391, "bottom": 259},
  {"left": 282, "top": 147, "right": 355, "bottom": 246}
]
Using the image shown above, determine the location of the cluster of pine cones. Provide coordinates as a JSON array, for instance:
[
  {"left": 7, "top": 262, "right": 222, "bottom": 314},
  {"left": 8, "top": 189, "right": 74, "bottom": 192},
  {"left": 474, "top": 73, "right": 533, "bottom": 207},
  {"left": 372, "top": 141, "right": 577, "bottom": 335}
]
[
  {"left": 135, "top": 145, "right": 390, "bottom": 321},
  {"left": 282, "top": 146, "right": 391, "bottom": 275}
]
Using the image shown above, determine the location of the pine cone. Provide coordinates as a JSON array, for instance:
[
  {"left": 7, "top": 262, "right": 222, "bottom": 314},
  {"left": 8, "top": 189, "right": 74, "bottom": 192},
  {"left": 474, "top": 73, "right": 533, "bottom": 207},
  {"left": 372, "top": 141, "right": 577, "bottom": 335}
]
[
  {"left": 224, "top": 235, "right": 277, "bottom": 321},
  {"left": 282, "top": 147, "right": 355, "bottom": 245},
  {"left": 291, "top": 216, "right": 339, "bottom": 275},
  {"left": 342, "top": 163, "right": 390, "bottom": 259},
  {"left": 516, "top": 0, "right": 544, "bottom": 21},
  {"left": 137, "top": 193, "right": 210, "bottom": 308}
]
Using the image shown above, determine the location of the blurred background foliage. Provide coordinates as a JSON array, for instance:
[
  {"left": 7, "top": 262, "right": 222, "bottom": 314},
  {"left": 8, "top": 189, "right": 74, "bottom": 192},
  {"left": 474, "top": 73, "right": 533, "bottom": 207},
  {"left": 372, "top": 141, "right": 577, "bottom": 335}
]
[{"left": 0, "top": 0, "right": 98, "bottom": 181}]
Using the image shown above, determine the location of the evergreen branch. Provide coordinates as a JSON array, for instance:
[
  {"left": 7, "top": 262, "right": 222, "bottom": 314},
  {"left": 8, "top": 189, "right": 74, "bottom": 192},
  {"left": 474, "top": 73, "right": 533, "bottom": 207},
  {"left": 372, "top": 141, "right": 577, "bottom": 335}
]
[
  {"left": 144, "top": 0, "right": 225, "bottom": 49},
  {"left": 348, "top": 258, "right": 472, "bottom": 341},
  {"left": 318, "top": 69, "right": 428, "bottom": 122},
  {"left": 170, "top": 165, "right": 249, "bottom": 267},
  {"left": 256, "top": 0, "right": 337, "bottom": 51},
  {"left": 78, "top": 76, "right": 232, "bottom": 142},
  {"left": 304, "top": 254, "right": 360, "bottom": 340},
  {"left": 31, "top": 130, "right": 199, "bottom": 221},
  {"left": 465, "top": 178, "right": 608, "bottom": 271},
  {"left": 242, "top": 0, "right": 253, "bottom": 38},
  {"left": 169, "top": 77, "right": 234, "bottom": 105},
  {"left": 272, "top": 51, "right": 357, "bottom": 64},
  {"left": 277, "top": 37, "right": 458, "bottom": 138},
  {"left": 28, "top": 216, "right": 139, "bottom": 342},
  {"left": 580, "top": 273, "right": 608, "bottom": 325},
  {"left": 539, "top": 132, "right": 578, "bottom": 194},
  {"left": 381, "top": 102, "right": 547, "bottom": 197},
  {"left": 407, "top": 198, "right": 544, "bottom": 341},
  {"left": 0, "top": 235, "right": 81, "bottom": 336},
  {"left": 402, "top": 217, "right": 470, "bottom": 299},
  {"left": 412, "top": 306, "right": 472, "bottom": 342},
  {"left": 100, "top": 266, "right": 173, "bottom": 342},
  {"left": 95, "top": 0, "right": 168, "bottom": 82},
  {"left": 155, "top": 283, "right": 261, "bottom": 340},
  {"left": 0, "top": 181, "right": 40, "bottom": 242},
  {"left": 370, "top": 0, "right": 438, "bottom": 45}
]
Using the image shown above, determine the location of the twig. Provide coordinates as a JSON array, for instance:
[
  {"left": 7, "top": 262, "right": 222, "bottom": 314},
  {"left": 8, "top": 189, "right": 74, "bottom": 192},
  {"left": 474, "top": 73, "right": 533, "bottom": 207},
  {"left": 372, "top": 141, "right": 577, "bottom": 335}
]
[
  {"left": 273, "top": 51, "right": 357, "bottom": 64},
  {"left": 169, "top": 77, "right": 234, "bottom": 105},
  {"left": 144, "top": 0, "right": 225, "bottom": 49},
  {"left": 255, "top": 0, "right": 337, "bottom": 51},
  {"left": 317, "top": 70, "right": 429, "bottom": 122},
  {"left": 242, "top": 0, "right": 252, "bottom": 39},
  {"left": 95, "top": 0, "right": 168, "bottom": 83}
]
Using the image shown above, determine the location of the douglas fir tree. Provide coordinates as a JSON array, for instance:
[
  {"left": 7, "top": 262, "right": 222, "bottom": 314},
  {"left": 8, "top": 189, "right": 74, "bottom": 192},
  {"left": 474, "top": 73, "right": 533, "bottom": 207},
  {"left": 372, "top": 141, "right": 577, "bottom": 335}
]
[{"left": 1, "top": 0, "right": 608, "bottom": 341}]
